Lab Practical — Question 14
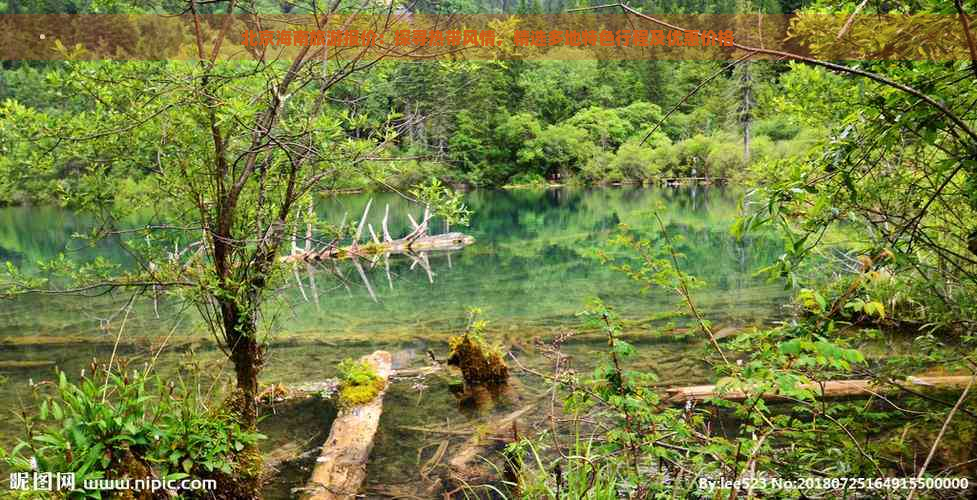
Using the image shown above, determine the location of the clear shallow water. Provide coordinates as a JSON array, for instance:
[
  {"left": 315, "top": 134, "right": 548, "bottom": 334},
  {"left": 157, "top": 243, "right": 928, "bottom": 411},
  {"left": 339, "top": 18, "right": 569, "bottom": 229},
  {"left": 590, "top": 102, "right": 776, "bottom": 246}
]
[{"left": 0, "top": 186, "right": 791, "bottom": 495}]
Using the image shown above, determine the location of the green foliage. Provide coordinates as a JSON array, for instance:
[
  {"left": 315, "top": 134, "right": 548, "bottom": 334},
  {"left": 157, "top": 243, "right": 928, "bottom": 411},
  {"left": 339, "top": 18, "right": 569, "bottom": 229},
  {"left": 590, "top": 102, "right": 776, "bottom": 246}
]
[
  {"left": 409, "top": 178, "right": 472, "bottom": 226},
  {"left": 501, "top": 212, "right": 975, "bottom": 496},
  {"left": 0, "top": 53, "right": 820, "bottom": 197},
  {"left": 2, "top": 365, "right": 264, "bottom": 493},
  {"left": 503, "top": 434, "right": 628, "bottom": 499},
  {"left": 754, "top": 115, "right": 802, "bottom": 141},
  {"left": 336, "top": 359, "right": 386, "bottom": 409}
]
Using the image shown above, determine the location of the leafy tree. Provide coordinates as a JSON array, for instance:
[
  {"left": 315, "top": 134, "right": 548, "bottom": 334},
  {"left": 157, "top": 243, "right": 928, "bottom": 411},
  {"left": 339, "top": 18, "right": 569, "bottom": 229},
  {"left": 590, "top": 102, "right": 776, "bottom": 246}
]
[{"left": 1, "top": 4, "right": 468, "bottom": 491}]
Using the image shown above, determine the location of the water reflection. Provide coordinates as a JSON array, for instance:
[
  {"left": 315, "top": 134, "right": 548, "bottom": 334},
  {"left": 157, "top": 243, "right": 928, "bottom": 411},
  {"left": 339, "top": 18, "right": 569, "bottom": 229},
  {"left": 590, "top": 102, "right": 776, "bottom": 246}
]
[{"left": 0, "top": 186, "right": 787, "bottom": 341}]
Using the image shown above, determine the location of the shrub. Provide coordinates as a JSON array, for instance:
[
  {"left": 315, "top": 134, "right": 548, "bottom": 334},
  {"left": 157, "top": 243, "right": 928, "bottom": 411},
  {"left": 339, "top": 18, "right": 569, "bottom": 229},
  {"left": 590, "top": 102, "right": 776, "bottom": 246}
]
[
  {"left": 506, "top": 171, "right": 548, "bottom": 187},
  {"left": 579, "top": 151, "right": 619, "bottom": 184},
  {"left": 705, "top": 141, "right": 745, "bottom": 178},
  {"left": 609, "top": 142, "right": 661, "bottom": 181},
  {"left": 618, "top": 101, "right": 664, "bottom": 133},
  {"left": 647, "top": 140, "right": 680, "bottom": 176},
  {"left": 385, "top": 159, "right": 452, "bottom": 188},
  {"left": 565, "top": 106, "right": 632, "bottom": 149},
  {"left": 519, "top": 124, "right": 597, "bottom": 178}
]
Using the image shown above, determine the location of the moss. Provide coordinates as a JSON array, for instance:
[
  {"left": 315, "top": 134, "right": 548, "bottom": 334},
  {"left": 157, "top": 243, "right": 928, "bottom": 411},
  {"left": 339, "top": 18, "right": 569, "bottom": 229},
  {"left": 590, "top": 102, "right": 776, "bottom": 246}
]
[
  {"left": 359, "top": 241, "right": 387, "bottom": 255},
  {"left": 336, "top": 358, "right": 386, "bottom": 409},
  {"left": 447, "top": 333, "right": 509, "bottom": 386},
  {"left": 338, "top": 379, "right": 385, "bottom": 408}
]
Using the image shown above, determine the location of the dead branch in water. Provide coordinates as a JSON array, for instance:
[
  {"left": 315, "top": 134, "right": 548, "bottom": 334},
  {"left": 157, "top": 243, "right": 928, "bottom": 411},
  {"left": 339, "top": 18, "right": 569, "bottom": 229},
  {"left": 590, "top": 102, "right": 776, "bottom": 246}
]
[
  {"left": 447, "top": 401, "right": 540, "bottom": 484},
  {"left": 283, "top": 200, "right": 474, "bottom": 264}
]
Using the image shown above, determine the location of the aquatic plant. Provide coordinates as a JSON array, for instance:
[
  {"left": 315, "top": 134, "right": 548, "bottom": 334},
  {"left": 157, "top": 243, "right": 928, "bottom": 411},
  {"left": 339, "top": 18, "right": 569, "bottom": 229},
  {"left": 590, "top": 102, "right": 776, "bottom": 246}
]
[{"left": 502, "top": 434, "right": 627, "bottom": 499}]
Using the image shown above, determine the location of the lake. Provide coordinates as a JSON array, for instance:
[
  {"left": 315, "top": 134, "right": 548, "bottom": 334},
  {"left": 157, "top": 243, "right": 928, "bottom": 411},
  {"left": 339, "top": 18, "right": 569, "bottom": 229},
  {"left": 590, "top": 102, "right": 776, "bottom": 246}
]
[{"left": 0, "top": 186, "right": 789, "bottom": 496}]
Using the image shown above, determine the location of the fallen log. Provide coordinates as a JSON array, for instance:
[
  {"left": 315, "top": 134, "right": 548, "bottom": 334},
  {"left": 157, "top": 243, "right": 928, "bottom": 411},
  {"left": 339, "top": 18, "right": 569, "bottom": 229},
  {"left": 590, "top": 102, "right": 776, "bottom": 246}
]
[
  {"left": 666, "top": 375, "right": 976, "bottom": 404},
  {"left": 283, "top": 201, "right": 474, "bottom": 264},
  {"left": 300, "top": 351, "right": 393, "bottom": 500}
]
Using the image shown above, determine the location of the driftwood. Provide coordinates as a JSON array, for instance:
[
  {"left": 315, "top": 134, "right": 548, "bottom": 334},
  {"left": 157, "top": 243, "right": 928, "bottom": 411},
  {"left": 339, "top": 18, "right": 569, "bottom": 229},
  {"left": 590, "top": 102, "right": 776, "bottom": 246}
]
[
  {"left": 283, "top": 201, "right": 474, "bottom": 303},
  {"left": 666, "top": 375, "right": 976, "bottom": 404},
  {"left": 300, "top": 351, "right": 393, "bottom": 500},
  {"left": 284, "top": 201, "right": 474, "bottom": 264}
]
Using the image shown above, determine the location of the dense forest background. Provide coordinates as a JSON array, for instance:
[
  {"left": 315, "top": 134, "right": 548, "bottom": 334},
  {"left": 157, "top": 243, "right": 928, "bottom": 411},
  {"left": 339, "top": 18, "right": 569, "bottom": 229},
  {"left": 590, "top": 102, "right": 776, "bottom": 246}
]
[{"left": 0, "top": 0, "right": 820, "bottom": 204}]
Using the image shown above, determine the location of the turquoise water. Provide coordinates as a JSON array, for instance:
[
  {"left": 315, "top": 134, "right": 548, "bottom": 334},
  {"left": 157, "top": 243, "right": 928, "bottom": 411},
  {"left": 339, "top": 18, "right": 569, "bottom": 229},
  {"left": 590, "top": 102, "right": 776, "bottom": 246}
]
[
  {"left": 0, "top": 186, "right": 789, "bottom": 495},
  {"left": 0, "top": 186, "right": 785, "bottom": 336}
]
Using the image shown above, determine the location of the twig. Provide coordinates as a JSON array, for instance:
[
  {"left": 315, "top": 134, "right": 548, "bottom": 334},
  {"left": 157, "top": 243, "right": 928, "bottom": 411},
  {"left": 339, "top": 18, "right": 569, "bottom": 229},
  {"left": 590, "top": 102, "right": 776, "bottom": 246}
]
[
  {"left": 654, "top": 213, "right": 729, "bottom": 365},
  {"left": 955, "top": 0, "right": 977, "bottom": 81},
  {"left": 907, "top": 377, "right": 974, "bottom": 500},
  {"left": 836, "top": 0, "right": 869, "bottom": 40},
  {"left": 102, "top": 294, "right": 135, "bottom": 402}
]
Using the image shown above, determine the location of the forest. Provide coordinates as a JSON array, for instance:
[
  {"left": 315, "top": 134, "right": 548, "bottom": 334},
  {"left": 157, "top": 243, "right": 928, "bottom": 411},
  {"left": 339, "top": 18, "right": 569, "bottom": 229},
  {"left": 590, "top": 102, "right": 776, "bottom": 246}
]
[{"left": 1, "top": 0, "right": 977, "bottom": 498}]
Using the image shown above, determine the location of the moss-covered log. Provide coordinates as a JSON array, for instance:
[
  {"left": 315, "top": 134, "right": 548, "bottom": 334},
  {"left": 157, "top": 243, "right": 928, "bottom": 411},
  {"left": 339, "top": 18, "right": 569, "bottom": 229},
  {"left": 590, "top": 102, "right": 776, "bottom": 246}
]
[
  {"left": 447, "top": 334, "right": 509, "bottom": 387},
  {"left": 300, "top": 350, "right": 392, "bottom": 500}
]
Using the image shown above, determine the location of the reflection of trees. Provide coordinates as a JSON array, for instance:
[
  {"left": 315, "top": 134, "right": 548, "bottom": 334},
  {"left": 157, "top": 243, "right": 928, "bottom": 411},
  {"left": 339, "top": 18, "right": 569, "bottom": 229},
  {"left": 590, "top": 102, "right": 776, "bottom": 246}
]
[
  {"left": 296, "top": 249, "right": 460, "bottom": 305},
  {"left": 0, "top": 206, "right": 136, "bottom": 270},
  {"left": 286, "top": 187, "right": 785, "bottom": 324},
  {"left": 3, "top": 187, "right": 788, "bottom": 331}
]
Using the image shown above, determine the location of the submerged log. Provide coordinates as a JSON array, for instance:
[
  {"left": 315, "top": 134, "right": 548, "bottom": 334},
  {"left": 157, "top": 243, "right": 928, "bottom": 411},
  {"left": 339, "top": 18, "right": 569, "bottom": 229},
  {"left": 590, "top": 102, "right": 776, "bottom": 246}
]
[
  {"left": 300, "top": 351, "right": 392, "bottom": 500},
  {"left": 0, "top": 360, "right": 56, "bottom": 369},
  {"left": 448, "top": 402, "right": 538, "bottom": 483},
  {"left": 666, "top": 375, "right": 976, "bottom": 404}
]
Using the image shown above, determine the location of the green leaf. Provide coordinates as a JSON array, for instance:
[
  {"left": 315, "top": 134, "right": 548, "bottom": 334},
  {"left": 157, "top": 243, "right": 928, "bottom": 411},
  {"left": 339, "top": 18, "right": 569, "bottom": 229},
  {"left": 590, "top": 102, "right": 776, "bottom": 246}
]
[
  {"left": 779, "top": 339, "right": 802, "bottom": 356},
  {"left": 864, "top": 301, "right": 885, "bottom": 318}
]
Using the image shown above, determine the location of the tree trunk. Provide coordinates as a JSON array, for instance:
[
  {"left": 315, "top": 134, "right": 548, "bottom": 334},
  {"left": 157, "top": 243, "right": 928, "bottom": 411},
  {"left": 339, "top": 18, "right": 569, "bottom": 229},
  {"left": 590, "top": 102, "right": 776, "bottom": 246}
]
[
  {"left": 229, "top": 325, "right": 263, "bottom": 427},
  {"left": 741, "top": 62, "right": 753, "bottom": 164},
  {"left": 743, "top": 117, "right": 751, "bottom": 164},
  {"left": 220, "top": 300, "right": 265, "bottom": 498},
  {"left": 666, "top": 375, "right": 976, "bottom": 404}
]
